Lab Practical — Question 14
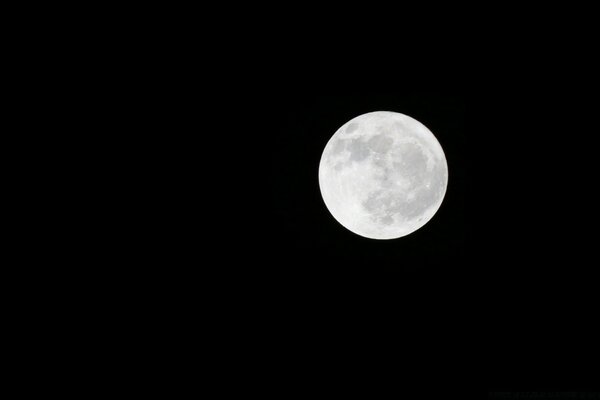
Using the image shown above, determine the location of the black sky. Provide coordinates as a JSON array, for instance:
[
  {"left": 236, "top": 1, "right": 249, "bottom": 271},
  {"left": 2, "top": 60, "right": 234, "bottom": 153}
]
[
  {"left": 145, "top": 49, "right": 598, "bottom": 391},
  {"left": 220, "top": 86, "right": 598, "bottom": 391}
]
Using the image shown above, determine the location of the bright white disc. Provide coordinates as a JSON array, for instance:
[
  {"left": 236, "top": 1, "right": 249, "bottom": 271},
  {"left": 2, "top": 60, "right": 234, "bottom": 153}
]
[{"left": 318, "top": 111, "right": 448, "bottom": 239}]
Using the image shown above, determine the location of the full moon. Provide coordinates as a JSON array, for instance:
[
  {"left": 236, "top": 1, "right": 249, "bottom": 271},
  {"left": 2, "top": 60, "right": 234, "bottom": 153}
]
[{"left": 318, "top": 111, "right": 448, "bottom": 239}]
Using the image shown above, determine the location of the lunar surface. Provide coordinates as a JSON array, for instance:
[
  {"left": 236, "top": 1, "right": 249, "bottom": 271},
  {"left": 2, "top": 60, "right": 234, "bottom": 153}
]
[{"left": 318, "top": 111, "right": 448, "bottom": 239}]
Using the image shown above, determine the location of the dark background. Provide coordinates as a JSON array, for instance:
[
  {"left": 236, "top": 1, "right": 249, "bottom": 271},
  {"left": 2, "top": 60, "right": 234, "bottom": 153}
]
[
  {"left": 104, "top": 45, "right": 599, "bottom": 393},
  {"left": 207, "top": 84, "right": 598, "bottom": 392},
  {"left": 217, "top": 90, "right": 473, "bottom": 392},
  {"left": 92, "top": 19, "right": 598, "bottom": 393},
  {"left": 14, "top": 5, "right": 599, "bottom": 396}
]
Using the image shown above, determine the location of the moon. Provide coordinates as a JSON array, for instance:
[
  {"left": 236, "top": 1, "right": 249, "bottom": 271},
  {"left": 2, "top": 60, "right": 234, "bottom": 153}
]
[{"left": 318, "top": 111, "right": 448, "bottom": 239}]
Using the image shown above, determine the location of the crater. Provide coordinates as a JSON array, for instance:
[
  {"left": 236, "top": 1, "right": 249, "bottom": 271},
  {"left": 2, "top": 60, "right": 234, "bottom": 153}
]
[
  {"left": 346, "top": 122, "right": 359, "bottom": 133},
  {"left": 367, "top": 134, "right": 394, "bottom": 154},
  {"left": 333, "top": 161, "right": 348, "bottom": 171},
  {"left": 330, "top": 138, "right": 347, "bottom": 155},
  {"left": 363, "top": 190, "right": 384, "bottom": 213},
  {"left": 393, "top": 143, "right": 429, "bottom": 184},
  {"left": 394, "top": 121, "right": 406, "bottom": 132},
  {"left": 363, "top": 189, "right": 398, "bottom": 214},
  {"left": 380, "top": 215, "right": 394, "bottom": 225},
  {"left": 390, "top": 186, "right": 438, "bottom": 220},
  {"left": 347, "top": 138, "right": 370, "bottom": 162}
]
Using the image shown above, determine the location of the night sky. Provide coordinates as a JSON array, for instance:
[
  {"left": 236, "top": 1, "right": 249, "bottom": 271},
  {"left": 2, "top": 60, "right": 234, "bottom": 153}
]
[{"left": 228, "top": 87, "right": 597, "bottom": 392}]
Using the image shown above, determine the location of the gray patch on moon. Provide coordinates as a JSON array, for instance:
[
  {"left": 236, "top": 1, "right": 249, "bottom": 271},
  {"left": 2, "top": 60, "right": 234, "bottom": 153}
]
[
  {"left": 389, "top": 163, "right": 446, "bottom": 220},
  {"left": 400, "top": 143, "right": 428, "bottom": 169},
  {"left": 362, "top": 190, "right": 403, "bottom": 226},
  {"left": 367, "top": 134, "right": 394, "bottom": 154},
  {"left": 360, "top": 140, "right": 444, "bottom": 223},
  {"left": 330, "top": 138, "right": 347, "bottom": 155},
  {"left": 347, "top": 138, "right": 370, "bottom": 162},
  {"left": 363, "top": 187, "right": 428, "bottom": 222},
  {"left": 373, "top": 157, "right": 386, "bottom": 169},
  {"left": 346, "top": 122, "right": 359, "bottom": 133},
  {"left": 380, "top": 215, "right": 394, "bottom": 225},
  {"left": 333, "top": 161, "right": 345, "bottom": 171},
  {"left": 379, "top": 169, "right": 394, "bottom": 188},
  {"left": 394, "top": 121, "right": 406, "bottom": 132},
  {"left": 363, "top": 189, "right": 396, "bottom": 214},
  {"left": 395, "top": 188, "right": 434, "bottom": 219},
  {"left": 393, "top": 142, "right": 429, "bottom": 185}
]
